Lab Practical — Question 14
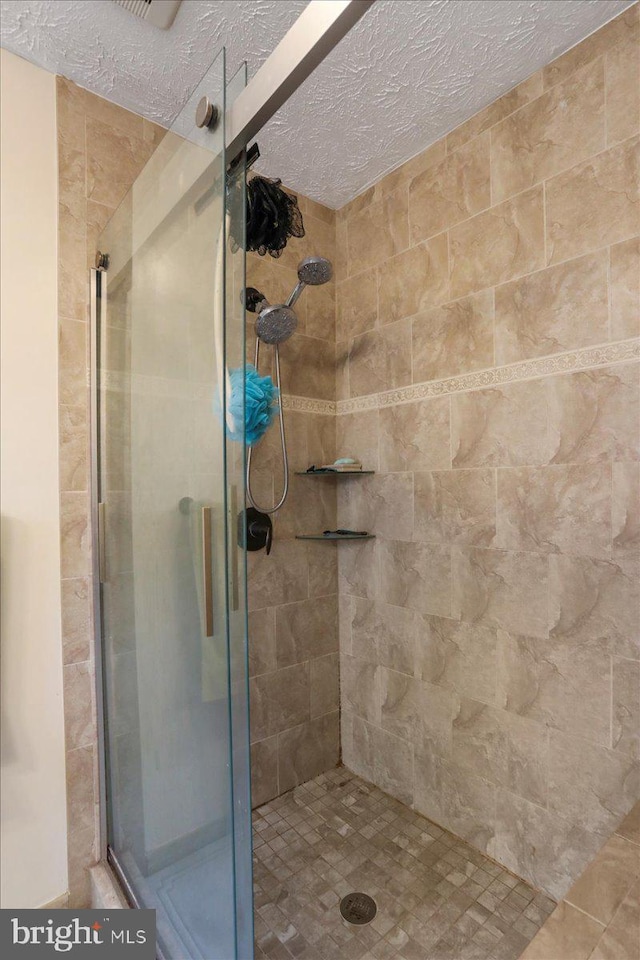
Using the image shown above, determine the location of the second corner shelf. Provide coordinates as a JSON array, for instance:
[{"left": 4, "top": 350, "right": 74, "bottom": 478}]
[
  {"left": 294, "top": 468, "right": 375, "bottom": 541},
  {"left": 295, "top": 533, "right": 375, "bottom": 542},
  {"left": 294, "top": 470, "right": 375, "bottom": 477}
]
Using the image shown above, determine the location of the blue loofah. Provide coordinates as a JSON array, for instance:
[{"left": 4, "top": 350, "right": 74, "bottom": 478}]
[{"left": 227, "top": 365, "right": 279, "bottom": 446}]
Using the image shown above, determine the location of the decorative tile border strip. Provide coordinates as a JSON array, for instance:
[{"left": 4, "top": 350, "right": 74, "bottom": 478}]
[
  {"left": 100, "top": 373, "right": 339, "bottom": 414},
  {"left": 280, "top": 395, "right": 337, "bottom": 415},
  {"left": 100, "top": 338, "right": 639, "bottom": 415},
  {"left": 337, "top": 338, "right": 640, "bottom": 414}
]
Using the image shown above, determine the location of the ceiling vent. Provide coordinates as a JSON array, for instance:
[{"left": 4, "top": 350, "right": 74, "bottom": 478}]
[{"left": 113, "top": 0, "right": 182, "bottom": 29}]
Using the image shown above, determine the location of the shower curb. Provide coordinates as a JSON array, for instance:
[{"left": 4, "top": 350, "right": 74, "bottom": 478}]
[{"left": 90, "top": 862, "right": 129, "bottom": 910}]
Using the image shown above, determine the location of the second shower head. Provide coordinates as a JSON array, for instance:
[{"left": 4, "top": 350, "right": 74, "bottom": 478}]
[
  {"left": 298, "top": 256, "right": 333, "bottom": 285},
  {"left": 287, "top": 256, "right": 333, "bottom": 308}
]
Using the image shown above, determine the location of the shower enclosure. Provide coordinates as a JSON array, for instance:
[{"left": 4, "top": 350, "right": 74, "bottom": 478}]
[
  {"left": 85, "top": 6, "right": 375, "bottom": 957},
  {"left": 92, "top": 51, "right": 252, "bottom": 958}
]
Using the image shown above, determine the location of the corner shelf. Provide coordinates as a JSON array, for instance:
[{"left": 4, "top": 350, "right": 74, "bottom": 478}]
[
  {"left": 294, "top": 470, "right": 375, "bottom": 476},
  {"left": 295, "top": 534, "right": 375, "bottom": 542}
]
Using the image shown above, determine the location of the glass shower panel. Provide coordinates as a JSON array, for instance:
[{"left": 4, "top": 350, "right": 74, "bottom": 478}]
[
  {"left": 95, "top": 48, "right": 251, "bottom": 959},
  {"left": 224, "top": 61, "right": 253, "bottom": 960}
]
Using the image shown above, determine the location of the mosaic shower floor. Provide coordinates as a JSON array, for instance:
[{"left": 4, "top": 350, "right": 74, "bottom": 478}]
[{"left": 252, "top": 768, "right": 555, "bottom": 960}]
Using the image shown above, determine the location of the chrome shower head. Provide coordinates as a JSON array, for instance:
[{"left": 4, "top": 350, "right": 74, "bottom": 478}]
[
  {"left": 287, "top": 256, "right": 333, "bottom": 307},
  {"left": 256, "top": 303, "right": 298, "bottom": 344},
  {"left": 251, "top": 256, "right": 333, "bottom": 344},
  {"left": 297, "top": 256, "right": 333, "bottom": 285}
]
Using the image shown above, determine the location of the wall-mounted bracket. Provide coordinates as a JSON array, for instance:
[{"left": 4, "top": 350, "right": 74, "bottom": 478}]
[{"left": 195, "top": 96, "right": 220, "bottom": 130}]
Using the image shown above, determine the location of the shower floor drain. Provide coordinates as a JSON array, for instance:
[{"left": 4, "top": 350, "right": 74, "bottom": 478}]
[{"left": 339, "top": 892, "right": 377, "bottom": 925}]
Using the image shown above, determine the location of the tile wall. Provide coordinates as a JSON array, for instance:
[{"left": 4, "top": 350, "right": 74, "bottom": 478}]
[
  {"left": 56, "top": 0, "right": 639, "bottom": 910},
  {"left": 336, "top": 3, "right": 640, "bottom": 901},
  {"left": 246, "top": 199, "right": 341, "bottom": 806},
  {"left": 56, "top": 77, "right": 165, "bottom": 906}
]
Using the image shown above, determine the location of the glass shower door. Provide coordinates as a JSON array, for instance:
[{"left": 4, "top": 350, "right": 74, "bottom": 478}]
[{"left": 93, "top": 48, "right": 252, "bottom": 959}]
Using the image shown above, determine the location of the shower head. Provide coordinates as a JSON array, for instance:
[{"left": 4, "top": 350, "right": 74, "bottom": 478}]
[
  {"left": 251, "top": 256, "right": 332, "bottom": 344},
  {"left": 247, "top": 286, "right": 297, "bottom": 344},
  {"left": 298, "top": 256, "right": 333, "bottom": 285},
  {"left": 256, "top": 303, "right": 298, "bottom": 344},
  {"left": 287, "top": 256, "right": 333, "bottom": 307}
]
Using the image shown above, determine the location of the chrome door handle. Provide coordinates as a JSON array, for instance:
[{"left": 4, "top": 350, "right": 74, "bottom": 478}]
[{"left": 202, "top": 506, "right": 214, "bottom": 637}]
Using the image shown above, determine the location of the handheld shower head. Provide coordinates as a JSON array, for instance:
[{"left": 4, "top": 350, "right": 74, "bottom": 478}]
[
  {"left": 287, "top": 256, "right": 333, "bottom": 307},
  {"left": 246, "top": 258, "right": 332, "bottom": 517},
  {"left": 256, "top": 303, "right": 298, "bottom": 344}
]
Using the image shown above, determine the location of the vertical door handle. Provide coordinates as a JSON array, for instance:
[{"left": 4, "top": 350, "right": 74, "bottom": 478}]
[
  {"left": 202, "top": 506, "right": 214, "bottom": 637},
  {"left": 98, "top": 502, "right": 107, "bottom": 583},
  {"left": 229, "top": 485, "right": 239, "bottom": 611}
]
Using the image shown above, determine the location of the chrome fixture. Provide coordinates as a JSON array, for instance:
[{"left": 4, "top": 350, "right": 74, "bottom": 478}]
[
  {"left": 288, "top": 256, "right": 334, "bottom": 306},
  {"left": 251, "top": 256, "right": 333, "bottom": 345},
  {"left": 255, "top": 304, "right": 298, "bottom": 345},
  {"left": 195, "top": 96, "right": 220, "bottom": 130},
  {"left": 246, "top": 256, "right": 333, "bottom": 515}
]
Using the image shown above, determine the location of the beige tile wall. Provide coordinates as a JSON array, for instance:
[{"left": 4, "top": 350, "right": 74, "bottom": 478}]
[
  {"left": 57, "top": 77, "right": 165, "bottom": 906},
  {"left": 246, "top": 200, "right": 341, "bottom": 807},
  {"left": 336, "top": 4, "right": 640, "bottom": 902},
  {"left": 56, "top": 0, "right": 639, "bottom": 909}
]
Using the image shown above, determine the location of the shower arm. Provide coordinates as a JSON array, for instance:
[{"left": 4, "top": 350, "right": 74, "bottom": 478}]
[
  {"left": 246, "top": 335, "right": 289, "bottom": 516},
  {"left": 286, "top": 280, "right": 305, "bottom": 308}
]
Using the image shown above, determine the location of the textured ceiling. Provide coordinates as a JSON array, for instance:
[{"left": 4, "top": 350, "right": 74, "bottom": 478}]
[{"left": 0, "top": 0, "right": 634, "bottom": 207}]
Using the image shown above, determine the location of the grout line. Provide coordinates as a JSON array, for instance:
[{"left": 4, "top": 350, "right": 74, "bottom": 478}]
[
  {"left": 83, "top": 115, "right": 88, "bottom": 199},
  {"left": 494, "top": 467, "right": 499, "bottom": 547},
  {"left": 607, "top": 244, "right": 613, "bottom": 342},
  {"left": 491, "top": 286, "right": 497, "bottom": 370},
  {"left": 562, "top": 898, "right": 608, "bottom": 928},
  {"left": 489, "top": 127, "right": 494, "bottom": 209},
  {"left": 348, "top": 132, "right": 638, "bottom": 279},
  {"left": 421, "top": 237, "right": 629, "bottom": 311},
  {"left": 610, "top": 652, "right": 615, "bottom": 752},
  {"left": 448, "top": 395, "right": 453, "bottom": 467},
  {"left": 542, "top": 180, "right": 548, "bottom": 266},
  {"left": 410, "top": 470, "right": 415, "bottom": 539},
  {"left": 604, "top": 49, "right": 609, "bottom": 148},
  {"left": 344, "top": 528, "right": 617, "bottom": 564},
  {"left": 59, "top": 314, "right": 90, "bottom": 326},
  {"left": 613, "top": 828, "right": 640, "bottom": 848}
]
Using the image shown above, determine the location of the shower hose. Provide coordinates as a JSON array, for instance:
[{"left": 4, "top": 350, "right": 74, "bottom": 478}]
[
  {"left": 246, "top": 333, "right": 289, "bottom": 515},
  {"left": 215, "top": 212, "right": 289, "bottom": 518}
]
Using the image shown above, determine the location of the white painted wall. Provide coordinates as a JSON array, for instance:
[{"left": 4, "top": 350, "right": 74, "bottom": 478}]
[{"left": 0, "top": 49, "right": 68, "bottom": 908}]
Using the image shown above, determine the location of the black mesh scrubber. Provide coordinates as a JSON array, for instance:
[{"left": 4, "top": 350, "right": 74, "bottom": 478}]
[{"left": 245, "top": 175, "right": 305, "bottom": 258}]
